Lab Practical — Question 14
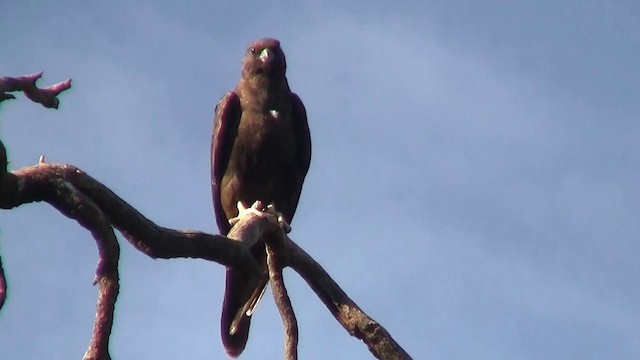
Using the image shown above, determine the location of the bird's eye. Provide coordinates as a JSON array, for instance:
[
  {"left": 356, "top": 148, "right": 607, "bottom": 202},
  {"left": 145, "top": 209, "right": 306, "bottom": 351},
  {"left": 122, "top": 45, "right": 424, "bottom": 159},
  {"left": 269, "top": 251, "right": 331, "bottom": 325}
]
[{"left": 249, "top": 47, "right": 257, "bottom": 54}]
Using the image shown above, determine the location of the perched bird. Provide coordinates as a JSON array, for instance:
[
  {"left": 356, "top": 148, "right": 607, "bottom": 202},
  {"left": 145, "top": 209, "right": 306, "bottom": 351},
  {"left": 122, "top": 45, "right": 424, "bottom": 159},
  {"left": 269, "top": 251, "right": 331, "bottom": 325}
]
[{"left": 211, "top": 38, "right": 312, "bottom": 357}]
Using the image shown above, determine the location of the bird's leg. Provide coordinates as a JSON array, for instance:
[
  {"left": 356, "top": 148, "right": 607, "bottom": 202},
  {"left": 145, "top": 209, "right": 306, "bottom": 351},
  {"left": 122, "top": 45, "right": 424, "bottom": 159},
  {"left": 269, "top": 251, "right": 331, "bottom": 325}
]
[
  {"left": 228, "top": 200, "right": 266, "bottom": 226},
  {"left": 266, "top": 203, "right": 292, "bottom": 233}
]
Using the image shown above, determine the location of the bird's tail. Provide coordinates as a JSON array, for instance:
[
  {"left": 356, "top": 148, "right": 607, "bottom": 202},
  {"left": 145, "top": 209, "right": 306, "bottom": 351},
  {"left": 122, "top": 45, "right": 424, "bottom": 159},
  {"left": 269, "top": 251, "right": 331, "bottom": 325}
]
[{"left": 221, "top": 265, "right": 268, "bottom": 358}]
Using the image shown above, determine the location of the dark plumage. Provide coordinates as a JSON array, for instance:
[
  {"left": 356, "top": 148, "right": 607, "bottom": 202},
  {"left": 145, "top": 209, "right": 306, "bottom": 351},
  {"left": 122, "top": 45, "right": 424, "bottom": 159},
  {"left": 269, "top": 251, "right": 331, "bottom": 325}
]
[{"left": 211, "top": 38, "right": 312, "bottom": 357}]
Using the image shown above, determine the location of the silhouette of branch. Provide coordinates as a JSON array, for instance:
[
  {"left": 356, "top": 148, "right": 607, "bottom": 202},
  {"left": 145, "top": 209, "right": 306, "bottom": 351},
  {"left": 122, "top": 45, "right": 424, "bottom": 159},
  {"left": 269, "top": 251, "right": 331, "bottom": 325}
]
[
  {"left": 49, "top": 164, "right": 120, "bottom": 360},
  {"left": 286, "top": 238, "right": 413, "bottom": 360},
  {"left": 266, "top": 234, "right": 298, "bottom": 360},
  {"left": 1, "top": 73, "right": 412, "bottom": 359},
  {"left": 0, "top": 159, "right": 265, "bottom": 360},
  {"left": 0, "top": 161, "right": 261, "bottom": 271},
  {"left": 0, "top": 72, "right": 72, "bottom": 109}
]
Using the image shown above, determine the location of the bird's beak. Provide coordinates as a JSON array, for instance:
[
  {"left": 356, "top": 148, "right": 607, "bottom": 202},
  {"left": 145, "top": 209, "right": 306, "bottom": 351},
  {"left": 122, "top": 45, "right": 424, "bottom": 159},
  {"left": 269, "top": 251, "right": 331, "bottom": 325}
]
[{"left": 259, "top": 48, "right": 271, "bottom": 64}]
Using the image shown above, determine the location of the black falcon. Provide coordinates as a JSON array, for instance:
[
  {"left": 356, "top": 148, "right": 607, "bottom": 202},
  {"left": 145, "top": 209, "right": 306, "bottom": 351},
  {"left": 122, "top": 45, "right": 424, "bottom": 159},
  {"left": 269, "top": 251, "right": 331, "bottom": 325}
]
[{"left": 211, "top": 38, "right": 311, "bottom": 357}]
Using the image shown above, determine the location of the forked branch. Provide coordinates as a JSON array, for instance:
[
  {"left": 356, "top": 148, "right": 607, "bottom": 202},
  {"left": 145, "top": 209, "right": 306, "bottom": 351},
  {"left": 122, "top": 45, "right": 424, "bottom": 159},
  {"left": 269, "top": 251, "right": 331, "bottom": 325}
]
[
  {"left": 0, "top": 72, "right": 72, "bottom": 109},
  {"left": 0, "top": 73, "right": 412, "bottom": 360}
]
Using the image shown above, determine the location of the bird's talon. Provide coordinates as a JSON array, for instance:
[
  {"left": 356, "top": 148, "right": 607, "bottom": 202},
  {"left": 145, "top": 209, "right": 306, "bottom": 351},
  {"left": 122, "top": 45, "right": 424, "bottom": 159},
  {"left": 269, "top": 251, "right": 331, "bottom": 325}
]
[
  {"left": 236, "top": 201, "right": 248, "bottom": 213},
  {"left": 266, "top": 203, "right": 291, "bottom": 233},
  {"left": 229, "top": 201, "right": 265, "bottom": 225},
  {"left": 280, "top": 220, "right": 292, "bottom": 233},
  {"left": 250, "top": 200, "right": 264, "bottom": 211}
]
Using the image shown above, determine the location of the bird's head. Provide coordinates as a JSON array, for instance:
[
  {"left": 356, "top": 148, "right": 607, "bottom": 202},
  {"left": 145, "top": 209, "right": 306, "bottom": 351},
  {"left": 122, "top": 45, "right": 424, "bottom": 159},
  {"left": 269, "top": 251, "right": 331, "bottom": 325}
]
[{"left": 241, "top": 38, "right": 287, "bottom": 80}]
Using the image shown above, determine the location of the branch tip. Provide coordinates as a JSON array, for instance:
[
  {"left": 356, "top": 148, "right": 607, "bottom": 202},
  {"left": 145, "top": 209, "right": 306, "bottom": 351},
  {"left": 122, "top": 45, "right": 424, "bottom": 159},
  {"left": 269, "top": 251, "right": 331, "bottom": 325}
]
[{"left": 0, "top": 72, "right": 72, "bottom": 109}]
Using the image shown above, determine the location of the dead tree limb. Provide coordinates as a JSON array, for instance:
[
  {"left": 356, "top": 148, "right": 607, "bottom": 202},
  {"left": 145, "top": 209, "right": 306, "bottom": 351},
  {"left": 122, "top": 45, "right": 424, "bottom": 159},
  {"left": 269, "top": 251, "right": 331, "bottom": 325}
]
[
  {"left": 0, "top": 73, "right": 412, "bottom": 360},
  {"left": 51, "top": 165, "right": 121, "bottom": 360},
  {"left": 266, "top": 234, "right": 299, "bottom": 360},
  {"left": 0, "top": 160, "right": 267, "bottom": 360},
  {"left": 0, "top": 161, "right": 262, "bottom": 274},
  {"left": 0, "top": 72, "right": 72, "bottom": 109},
  {"left": 286, "top": 238, "right": 413, "bottom": 360}
]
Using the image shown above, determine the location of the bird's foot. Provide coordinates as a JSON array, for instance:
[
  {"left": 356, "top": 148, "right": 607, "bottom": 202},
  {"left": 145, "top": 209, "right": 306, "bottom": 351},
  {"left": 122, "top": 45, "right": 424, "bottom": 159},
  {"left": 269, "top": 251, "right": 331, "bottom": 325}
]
[
  {"left": 228, "top": 201, "right": 291, "bottom": 233},
  {"left": 228, "top": 201, "right": 265, "bottom": 226},
  {"left": 266, "top": 203, "right": 291, "bottom": 233}
]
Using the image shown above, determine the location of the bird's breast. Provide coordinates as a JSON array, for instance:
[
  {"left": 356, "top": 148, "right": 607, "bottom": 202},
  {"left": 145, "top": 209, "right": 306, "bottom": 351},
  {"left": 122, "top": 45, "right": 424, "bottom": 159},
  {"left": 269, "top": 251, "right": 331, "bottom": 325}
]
[
  {"left": 222, "top": 108, "right": 297, "bottom": 211},
  {"left": 237, "top": 109, "right": 294, "bottom": 157}
]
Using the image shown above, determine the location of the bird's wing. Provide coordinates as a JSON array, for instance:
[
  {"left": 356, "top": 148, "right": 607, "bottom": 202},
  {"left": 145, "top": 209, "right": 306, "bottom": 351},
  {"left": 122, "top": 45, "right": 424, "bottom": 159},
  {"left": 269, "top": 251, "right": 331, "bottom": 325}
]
[
  {"left": 286, "top": 92, "right": 312, "bottom": 220},
  {"left": 211, "top": 91, "right": 241, "bottom": 235}
]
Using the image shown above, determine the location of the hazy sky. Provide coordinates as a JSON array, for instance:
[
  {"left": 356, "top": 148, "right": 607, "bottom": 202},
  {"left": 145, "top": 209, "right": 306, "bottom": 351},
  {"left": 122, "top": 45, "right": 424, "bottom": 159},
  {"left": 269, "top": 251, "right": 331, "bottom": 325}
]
[{"left": 1, "top": 1, "right": 639, "bottom": 359}]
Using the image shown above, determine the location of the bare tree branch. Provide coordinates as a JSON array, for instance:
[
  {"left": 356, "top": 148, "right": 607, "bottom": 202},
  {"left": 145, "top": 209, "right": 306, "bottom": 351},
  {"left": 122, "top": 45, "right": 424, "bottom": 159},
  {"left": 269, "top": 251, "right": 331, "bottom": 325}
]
[
  {"left": 266, "top": 233, "right": 299, "bottom": 360},
  {"left": 42, "top": 161, "right": 121, "bottom": 360},
  {"left": 0, "top": 162, "right": 261, "bottom": 275},
  {"left": 0, "top": 161, "right": 270, "bottom": 359},
  {"left": 0, "top": 72, "right": 72, "bottom": 109},
  {"left": 1, "top": 73, "right": 412, "bottom": 359},
  {"left": 286, "top": 238, "right": 413, "bottom": 360}
]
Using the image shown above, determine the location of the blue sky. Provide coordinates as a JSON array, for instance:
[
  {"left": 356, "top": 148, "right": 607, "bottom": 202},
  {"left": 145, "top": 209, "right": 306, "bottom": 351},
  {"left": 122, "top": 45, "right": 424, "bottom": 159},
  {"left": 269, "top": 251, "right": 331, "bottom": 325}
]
[{"left": 1, "top": 1, "right": 639, "bottom": 359}]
